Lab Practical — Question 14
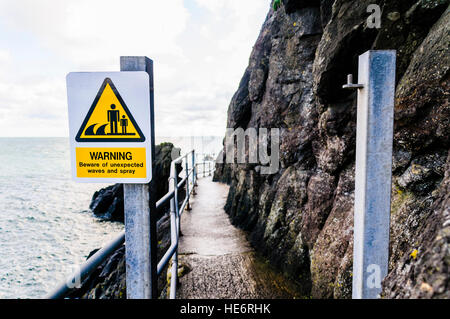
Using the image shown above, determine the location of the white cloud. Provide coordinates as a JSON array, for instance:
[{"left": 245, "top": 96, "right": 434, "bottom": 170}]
[
  {"left": 0, "top": 0, "right": 270, "bottom": 138},
  {"left": 0, "top": 0, "right": 189, "bottom": 68}
]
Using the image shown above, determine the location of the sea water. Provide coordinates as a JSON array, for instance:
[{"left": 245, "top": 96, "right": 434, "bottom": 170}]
[
  {"left": 0, "top": 136, "right": 222, "bottom": 299},
  {"left": 0, "top": 138, "right": 123, "bottom": 298}
]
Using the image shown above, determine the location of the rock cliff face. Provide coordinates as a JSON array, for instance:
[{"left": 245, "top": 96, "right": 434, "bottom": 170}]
[{"left": 214, "top": 0, "right": 449, "bottom": 298}]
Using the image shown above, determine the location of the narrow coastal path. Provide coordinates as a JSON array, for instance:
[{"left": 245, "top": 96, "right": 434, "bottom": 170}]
[{"left": 177, "top": 176, "right": 302, "bottom": 299}]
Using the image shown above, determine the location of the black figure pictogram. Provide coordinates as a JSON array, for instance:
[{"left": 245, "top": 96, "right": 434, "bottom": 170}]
[
  {"left": 107, "top": 104, "right": 120, "bottom": 135},
  {"left": 120, "top": 115, "right": 128, "bottom": 134}
]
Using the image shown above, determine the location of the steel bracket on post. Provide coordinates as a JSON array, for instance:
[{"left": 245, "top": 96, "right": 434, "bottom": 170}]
[{"left": 342, "top": 74, "right": 364, "bottom": 89}]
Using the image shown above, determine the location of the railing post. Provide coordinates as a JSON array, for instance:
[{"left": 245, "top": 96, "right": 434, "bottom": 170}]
[
  {"left": 185, "top": 157, "right": 191, "bottom": 211},
  {"left": 174, "top": 162, "right": 180, "bottom": 236},
  {"left": 208, "top": 162, "right": 211, "bottom": 176},
  {"left": 121, "top": 56, "right": 158, "bottom": 299},
  {"left": 169, "top": 164, "right": 178, "bottom": 299},
  {"left": 192, "top": 151, "right": 197, "bottom": 194},
  {"left": 203, "top": 162, "right": 206, "bottom": 177},
  {"left": 344, "top": 50, "right": 396, "bottom": 299}
]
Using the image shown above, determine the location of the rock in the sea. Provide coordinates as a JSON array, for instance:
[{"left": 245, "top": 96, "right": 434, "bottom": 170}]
[
  {"left": 90, "top": 184, "right": 124, "bottom": 222},
  {"left": 89, "top": 142, "right": 181, "bottom": 222},
  {"left": 214, "top": 0, "right": 449, "bottom": 298}
]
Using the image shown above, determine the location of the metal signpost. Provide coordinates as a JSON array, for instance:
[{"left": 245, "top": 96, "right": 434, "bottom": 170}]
[
  {"left": 66, "top": 56, "right": 157, "bottom": 298},
  {"left": 344, "top": 50, "right": 396, "bottom": 299},
  {"left": 120, "top": 56, "right": 158, "bottom": 299}
]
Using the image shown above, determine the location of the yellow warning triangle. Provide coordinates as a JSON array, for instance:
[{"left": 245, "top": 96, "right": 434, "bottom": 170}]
[{"left": 76, "top": 78, "right": 145, "bottom": 142}]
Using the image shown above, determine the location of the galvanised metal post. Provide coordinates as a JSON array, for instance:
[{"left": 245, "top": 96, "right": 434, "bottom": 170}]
[
  {"left": 169, "top": 164, "right": 178, "bottom": 299},
  {"left": 121, "top": 56, "right": 158, "bottom": 299},
  {"left": 343, "top": 50, "right": 396, "bottom": 299},
  {"left": 194, "top": 151, "right": 198, "bottom": 187},
  {"left": 173, "top": 162, "right": 180, "bottom": 238},
  {"left": 185, "top": 156, "right": 191, "bottom": 210},
  {"left": 191, "top": 151, "right": 197, "bottom": 194}
]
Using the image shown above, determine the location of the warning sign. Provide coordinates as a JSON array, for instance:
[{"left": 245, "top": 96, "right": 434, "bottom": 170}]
[
  {"left": 76, "top": 148, "right": 146, "bottom": 178},
  {"left": 76, "top": 78, "right": 145, "bottom": 142},
  {"left": 67, "top": 72, "right": 152, "bottom": 183}
]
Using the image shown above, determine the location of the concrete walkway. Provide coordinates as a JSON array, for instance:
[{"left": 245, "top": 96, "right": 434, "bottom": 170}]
[{"left": 177, "top": 176, "right": 302, "bottom": 299}]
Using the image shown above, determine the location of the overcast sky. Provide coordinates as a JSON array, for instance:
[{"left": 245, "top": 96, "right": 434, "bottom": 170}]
[{"left": 0, "top": 0, "right": 270, "bottom": 137}]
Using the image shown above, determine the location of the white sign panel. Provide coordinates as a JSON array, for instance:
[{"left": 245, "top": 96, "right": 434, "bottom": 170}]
[{"left": 67, "top": 72, "right": 152, "bottom": 183}]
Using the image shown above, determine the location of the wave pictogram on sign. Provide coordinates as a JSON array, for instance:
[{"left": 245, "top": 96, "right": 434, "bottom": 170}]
[{"left": 76, "top": 78, "right": 145, "bottom": 142}]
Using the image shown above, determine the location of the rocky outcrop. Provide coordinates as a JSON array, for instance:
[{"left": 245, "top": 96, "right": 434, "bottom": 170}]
[
  {"left": 215, "top": 0, "right": 449, "bottom": 298},
  {"left": 90, "top": 143, "right": 180, "bottom": 222},
  {"left": 89, "top": 183, "right": 124, "bottom": 222},
  {"left": 382, "top": 152, "right": 449, "bottom": 298}
]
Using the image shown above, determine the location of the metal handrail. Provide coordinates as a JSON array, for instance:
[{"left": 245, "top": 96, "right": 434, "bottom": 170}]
[
  {"left": 195, "top": 160, "right": 215, "bottom": 177},
  {"left": 46, "top": 150, "right": 216, "bottom": 299},
  {"left": 46, "top": 230, "right": 126, "bottom": 299},
  {"left": 162, "top": 152, "right": 218, "bottom": 298}
]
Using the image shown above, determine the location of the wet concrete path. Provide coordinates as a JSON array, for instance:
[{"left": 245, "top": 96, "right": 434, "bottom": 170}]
[{"left": 177, "top": 176, "right": 303, "bottom": 299}]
